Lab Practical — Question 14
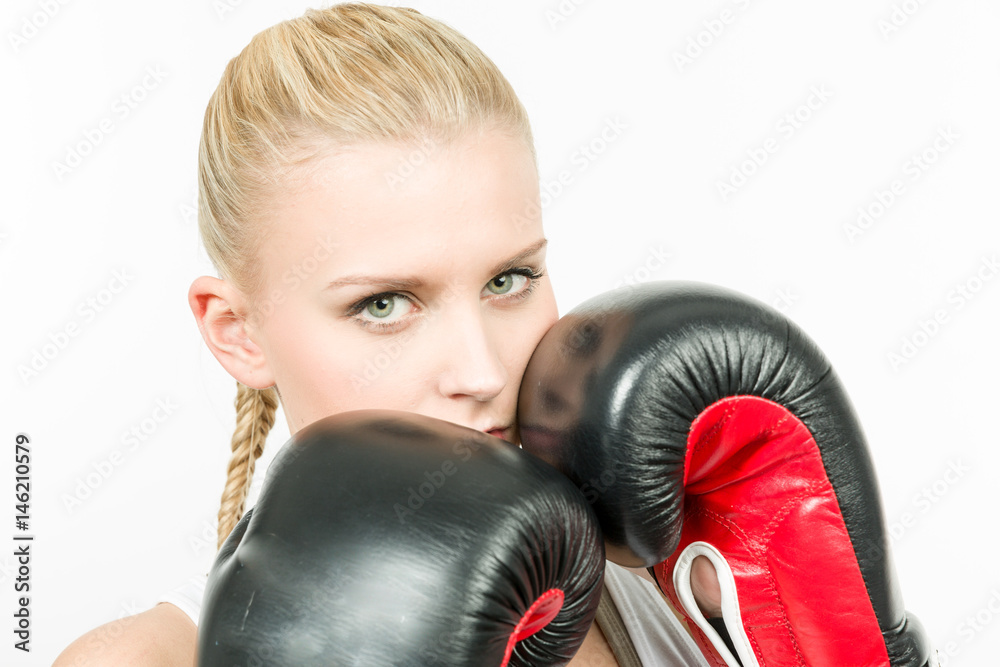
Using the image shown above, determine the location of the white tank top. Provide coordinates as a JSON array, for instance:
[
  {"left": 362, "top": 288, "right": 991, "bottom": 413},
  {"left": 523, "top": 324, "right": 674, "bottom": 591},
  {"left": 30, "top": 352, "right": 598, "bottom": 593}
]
[{"left": 601, "top": 561, "right": 711, "bottom": 666}]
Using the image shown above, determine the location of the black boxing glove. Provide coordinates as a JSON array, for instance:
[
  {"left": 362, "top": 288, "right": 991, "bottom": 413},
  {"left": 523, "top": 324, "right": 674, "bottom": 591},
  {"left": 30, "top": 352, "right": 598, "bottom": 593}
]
[
  {"left": 517, "top": 281, "right": 937, "bottom": 667},
  {"left": 198, "top": 409, "right": 605, "bottom": 667}
]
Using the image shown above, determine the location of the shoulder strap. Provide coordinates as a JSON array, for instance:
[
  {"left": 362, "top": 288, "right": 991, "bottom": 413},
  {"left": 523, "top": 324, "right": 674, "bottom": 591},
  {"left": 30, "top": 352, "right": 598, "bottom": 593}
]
[{"left": 595, "top": 582, "right": 644, "bottom": 667}]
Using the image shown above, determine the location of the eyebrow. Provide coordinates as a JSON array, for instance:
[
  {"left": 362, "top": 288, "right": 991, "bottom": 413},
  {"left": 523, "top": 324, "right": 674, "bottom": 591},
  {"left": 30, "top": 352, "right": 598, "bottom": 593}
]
[{"left": 325, "top": 238, "right": 548, "bottom": 290}]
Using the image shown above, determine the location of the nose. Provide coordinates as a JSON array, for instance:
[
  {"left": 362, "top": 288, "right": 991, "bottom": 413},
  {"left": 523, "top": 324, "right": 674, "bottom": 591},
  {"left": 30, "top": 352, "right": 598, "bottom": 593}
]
[{"left": 437, "top": 302, "right": 508, "bottom": 402}]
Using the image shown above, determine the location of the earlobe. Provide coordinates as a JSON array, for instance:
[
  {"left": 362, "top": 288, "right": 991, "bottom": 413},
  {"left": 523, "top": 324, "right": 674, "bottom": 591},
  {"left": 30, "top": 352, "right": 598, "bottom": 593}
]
[{"left": 188, "top": 276, "right": 276, "bottom": 390}]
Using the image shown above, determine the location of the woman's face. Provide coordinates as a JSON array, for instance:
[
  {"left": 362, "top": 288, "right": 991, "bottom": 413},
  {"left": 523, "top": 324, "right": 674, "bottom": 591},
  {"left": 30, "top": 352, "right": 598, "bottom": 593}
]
[{"left": 192, "top": 129, "right": 557, "bottom": 442}]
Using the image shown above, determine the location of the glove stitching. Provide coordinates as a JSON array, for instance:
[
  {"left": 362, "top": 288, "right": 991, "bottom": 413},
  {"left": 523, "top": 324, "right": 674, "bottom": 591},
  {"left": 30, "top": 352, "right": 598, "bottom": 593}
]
[
  {"left": 687, "top": 416, "right": 824, "bottom": 666},
  {"left": 754, "top": 477, "right": 828, "bottom": 667},
  {"left": 686, "top": 396, "right": 825, "bottom": 666}
]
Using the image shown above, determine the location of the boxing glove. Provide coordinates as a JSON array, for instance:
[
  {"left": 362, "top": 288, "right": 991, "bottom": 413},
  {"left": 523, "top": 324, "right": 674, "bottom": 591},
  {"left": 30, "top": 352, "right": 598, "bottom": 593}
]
[
  {"left": 517, "top": 281, "right": 936, "bottom": 667},
  {"left": 198, "top": 409, "right": 605, "bottom": 667}
]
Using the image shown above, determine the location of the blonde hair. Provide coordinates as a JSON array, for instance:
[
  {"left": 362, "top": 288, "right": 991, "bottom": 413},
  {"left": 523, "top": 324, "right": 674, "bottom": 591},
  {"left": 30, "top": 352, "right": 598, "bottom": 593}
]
[{"left": 197, "top": 3, "right": 536, "bottom": 547}]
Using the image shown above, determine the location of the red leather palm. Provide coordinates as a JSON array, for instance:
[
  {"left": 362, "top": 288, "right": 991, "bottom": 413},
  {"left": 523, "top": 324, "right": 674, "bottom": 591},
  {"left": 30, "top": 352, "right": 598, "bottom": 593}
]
[{"left": 655, "top": 395, "right": 891, "bottom": 667}]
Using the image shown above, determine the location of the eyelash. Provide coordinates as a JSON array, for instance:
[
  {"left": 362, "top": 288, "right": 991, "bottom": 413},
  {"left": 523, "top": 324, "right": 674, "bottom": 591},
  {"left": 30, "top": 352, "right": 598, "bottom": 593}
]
[{"left": 347, "top": 267, "right": 546, "bottom": 333}]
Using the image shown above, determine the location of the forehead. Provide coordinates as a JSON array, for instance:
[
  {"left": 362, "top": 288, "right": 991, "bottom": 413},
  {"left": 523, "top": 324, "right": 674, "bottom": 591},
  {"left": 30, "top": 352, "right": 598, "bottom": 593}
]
[{"left": 258, "top": 131, "right": 542, "bottom": 282}]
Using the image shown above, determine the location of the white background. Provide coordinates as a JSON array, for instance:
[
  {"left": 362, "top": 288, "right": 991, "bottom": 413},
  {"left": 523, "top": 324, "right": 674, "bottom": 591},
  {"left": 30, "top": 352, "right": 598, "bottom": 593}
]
[{"left": 2, "top": 0, "right": 998, "bottom": 664}]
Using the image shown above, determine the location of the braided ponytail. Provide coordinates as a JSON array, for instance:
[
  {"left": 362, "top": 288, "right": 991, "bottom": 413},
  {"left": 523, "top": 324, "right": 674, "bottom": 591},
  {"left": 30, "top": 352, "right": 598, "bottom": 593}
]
[{"left": 216, "top": 382, "right": 279, "bottom": 548}]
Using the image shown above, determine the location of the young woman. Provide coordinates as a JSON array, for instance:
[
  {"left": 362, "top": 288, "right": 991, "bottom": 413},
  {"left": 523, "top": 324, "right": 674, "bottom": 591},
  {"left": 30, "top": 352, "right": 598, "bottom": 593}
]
[{"left": 52, "top": 4, "right": 718, "bottom": 665}]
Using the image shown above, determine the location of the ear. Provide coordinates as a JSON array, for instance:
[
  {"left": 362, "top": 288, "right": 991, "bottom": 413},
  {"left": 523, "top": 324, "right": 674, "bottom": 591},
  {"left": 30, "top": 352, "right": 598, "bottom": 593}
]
[{"left": 188, "top": 276, "right": 276, "bottom": 390}]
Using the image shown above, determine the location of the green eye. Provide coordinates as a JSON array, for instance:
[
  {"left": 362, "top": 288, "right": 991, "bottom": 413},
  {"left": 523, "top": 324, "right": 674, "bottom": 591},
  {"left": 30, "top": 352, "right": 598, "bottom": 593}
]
[
  {"left": 486, "top": 273, "right": 519, "bottom": 295},
  {"left": 366, "top": 296, "right": 395, "bottom": 318}
]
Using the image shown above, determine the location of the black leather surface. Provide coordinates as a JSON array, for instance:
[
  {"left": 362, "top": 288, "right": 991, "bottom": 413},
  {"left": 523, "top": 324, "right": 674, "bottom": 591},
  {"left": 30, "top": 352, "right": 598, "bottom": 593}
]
[
  {"left": 198, "top": 409, "right": 605, "bottom": 667},
  {"left": 518, "top": 281, "right": 934, "bottom": 666}
]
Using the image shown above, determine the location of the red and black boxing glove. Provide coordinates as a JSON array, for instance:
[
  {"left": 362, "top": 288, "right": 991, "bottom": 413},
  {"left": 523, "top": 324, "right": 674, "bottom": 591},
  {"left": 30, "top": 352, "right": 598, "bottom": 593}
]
[
  {"left": 198, "top": 409, "right": 605, "bottom": 667},
  {"left": 517, "top": 281, "right": 937, "bottom": 667}
]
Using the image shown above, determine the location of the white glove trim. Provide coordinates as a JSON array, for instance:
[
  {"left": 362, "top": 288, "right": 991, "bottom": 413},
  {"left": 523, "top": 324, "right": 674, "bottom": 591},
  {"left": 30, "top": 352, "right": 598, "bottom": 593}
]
[{"left": 671, "top": 541, "right": 760, "bottom": 667}]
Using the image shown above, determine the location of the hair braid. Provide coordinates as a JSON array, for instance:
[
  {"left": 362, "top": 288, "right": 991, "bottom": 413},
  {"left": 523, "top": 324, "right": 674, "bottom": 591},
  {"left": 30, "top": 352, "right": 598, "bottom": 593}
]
[{"left": 216, "top": 382, "right": 279, "bottom": 548}]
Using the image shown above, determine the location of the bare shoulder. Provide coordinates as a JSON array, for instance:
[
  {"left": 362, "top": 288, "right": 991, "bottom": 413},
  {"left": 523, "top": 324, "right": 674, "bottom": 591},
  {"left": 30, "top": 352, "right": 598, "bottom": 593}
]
[{"left": 52, "top": 602, "right": 196, "bottom": 667}]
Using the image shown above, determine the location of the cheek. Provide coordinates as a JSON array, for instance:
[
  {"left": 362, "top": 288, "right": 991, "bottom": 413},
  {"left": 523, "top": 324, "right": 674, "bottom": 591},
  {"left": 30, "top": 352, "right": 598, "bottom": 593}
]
[
  {"left": 323, "top": 326, "right": 438, "bottom": 409},
  {"left": 262, "top": 310, "right": 368, "bottom": 409},
  {"left": 280, "top": 340, "right": 422, "bottom": 429},
  {"left": 513, "top": 284, "right": 560, "bottom": 368}
]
